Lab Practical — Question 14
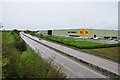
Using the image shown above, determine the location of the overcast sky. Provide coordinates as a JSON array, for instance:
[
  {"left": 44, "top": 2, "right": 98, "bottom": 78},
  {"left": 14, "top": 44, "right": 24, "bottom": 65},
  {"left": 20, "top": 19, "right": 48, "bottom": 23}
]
[{"left": 0, "top": 2, "right": 118, "bottom": 30}]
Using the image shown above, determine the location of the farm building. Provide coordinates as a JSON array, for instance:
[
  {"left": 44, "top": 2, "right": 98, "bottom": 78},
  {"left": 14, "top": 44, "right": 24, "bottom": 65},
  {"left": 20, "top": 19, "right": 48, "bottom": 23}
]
[{"left": 39, "top": 29, "right": 119, "bottom": 39}]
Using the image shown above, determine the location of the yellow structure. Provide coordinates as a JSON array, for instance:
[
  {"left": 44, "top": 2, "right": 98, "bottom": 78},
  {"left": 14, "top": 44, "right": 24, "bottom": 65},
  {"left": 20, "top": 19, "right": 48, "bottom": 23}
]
[
  {"left": 79, "top": 29, "right": 83, "bottom": 35},
  {"left": 79, "top": 29, "right": 89, "bottom": 35},
  {"left": 84, "top": 29, "right": 89, "bottom": 35}
]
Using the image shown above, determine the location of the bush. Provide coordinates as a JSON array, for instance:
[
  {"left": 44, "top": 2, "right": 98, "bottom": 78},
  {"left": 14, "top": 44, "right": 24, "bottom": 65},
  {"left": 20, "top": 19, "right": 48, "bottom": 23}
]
[
  {"left": 16, "top": 50, "right": 66, "bottom": 78},
  {"left": 2, "top": 44, "right": 20, "bottom": 78},
  {"left": 13, "top": 29, "right": 20, "bottom": 35},
  {"left": 15, "top": 40, "right": 26, "bottom": 52},
  {"left": 2, "top": 31, "right": 66, "bottom": 78}
]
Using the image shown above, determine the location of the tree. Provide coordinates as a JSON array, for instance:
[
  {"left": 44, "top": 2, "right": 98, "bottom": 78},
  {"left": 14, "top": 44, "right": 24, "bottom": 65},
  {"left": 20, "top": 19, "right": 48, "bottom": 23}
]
[{"left": 13, "top": 29, "right": 20, "bottom": 35}]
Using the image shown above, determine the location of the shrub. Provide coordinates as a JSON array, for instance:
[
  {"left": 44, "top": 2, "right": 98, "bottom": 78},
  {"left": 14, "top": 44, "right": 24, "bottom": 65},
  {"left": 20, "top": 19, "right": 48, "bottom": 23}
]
[
  {"left": 16, "top": 49, "right": 66, "bottom": 78},
  {"left": 2, "top": 31, "right": 66, "bottom": 78},
  {"left": 13, "top": 29, "right": 20, "bottom": 35},
  {"left": 15, "top": 40, "right": 26, "bottom": 52}
]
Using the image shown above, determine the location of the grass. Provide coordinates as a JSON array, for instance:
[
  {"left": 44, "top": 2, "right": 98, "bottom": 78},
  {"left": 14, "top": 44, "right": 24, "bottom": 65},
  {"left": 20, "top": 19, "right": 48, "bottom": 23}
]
[
  {"left": 0, "top": 32, "right": 2, "bottom": 79},
  {"left": 70, "top": 41, "right": 103, "bottom": 46},
  {"left": 82, "top": 47, "right": 120, "bottom": 62},
  {"left": 44, "top": 35, "right": 104, "bottom": 46},
  {"left": 2, "top": 31, "right": 66, "bottom": 78},
  {"left": 33, "top": 33, "right": 119, "bottom": 49},
  {"left": 31, "top": 33, "right": 119, "bottom": 62},
  {"left": 0, "top": 32, "right": 2, "bottom": 44},
  {"left": 2, "top": 31, "right": 15, "bottom": 44},
  {"left": 41, "top": 35, "right": 119, "bottom": 49},
  {"left": 32, "top": 33, "right": 104, "bottom": 46},
  {"left": 0, "top": 32, "right": 2, "bottom": 53}
]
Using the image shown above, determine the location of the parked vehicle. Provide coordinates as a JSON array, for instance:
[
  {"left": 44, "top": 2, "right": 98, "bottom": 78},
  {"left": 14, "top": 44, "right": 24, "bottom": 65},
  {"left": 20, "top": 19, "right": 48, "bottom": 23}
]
[{"left": 93, "top": 37, "right": 100, "bottom": 40}]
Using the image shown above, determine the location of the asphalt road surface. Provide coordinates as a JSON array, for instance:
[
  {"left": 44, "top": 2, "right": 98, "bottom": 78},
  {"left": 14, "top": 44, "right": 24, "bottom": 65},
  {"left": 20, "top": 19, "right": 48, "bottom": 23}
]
[
  {"left": 20, "top": 32, "right": 107, "bottom": 78},
  {"left": 21, "top": 32, "right": 119, "bottom": 76},
  {"left": 87, "top": 39, "right": 119, "bottom": 44}
]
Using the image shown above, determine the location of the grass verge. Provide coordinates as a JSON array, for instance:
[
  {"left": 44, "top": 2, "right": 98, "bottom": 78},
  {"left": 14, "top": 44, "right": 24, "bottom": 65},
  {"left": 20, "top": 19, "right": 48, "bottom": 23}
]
[{"left": 82, "top": 47, "right": 120, "bottom": 62}]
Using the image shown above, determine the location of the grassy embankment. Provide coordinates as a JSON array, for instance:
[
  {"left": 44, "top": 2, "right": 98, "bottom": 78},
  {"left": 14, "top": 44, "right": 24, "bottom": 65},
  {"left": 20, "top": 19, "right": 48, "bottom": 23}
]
[
  {"left": 31, "top": 33, "right": 119, "bottom": 62},
  {"left": 83, "top": 47, "right": 119, "bottom": 62},
  {"left": 0, "top": 31, "right": 2, "bottom": 79},
  {"left": 2, "top": 31, "right": 66, "bottom": 78}
]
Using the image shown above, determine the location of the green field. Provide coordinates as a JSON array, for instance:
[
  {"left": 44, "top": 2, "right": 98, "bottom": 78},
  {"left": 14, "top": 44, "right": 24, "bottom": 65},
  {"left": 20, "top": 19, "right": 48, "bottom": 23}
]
[
  {"left": 2, "top": 31, "right": 66, "bottom": 78},
  {"left": 41, "top": 34, "right": 104, "bottom": 46},
  {"left": 31, "top": 33, "right": 119, "bottom": 62},
  {"left": 35, "top": 34, "right": 119, "bottom": 49},
  {"left": 69, "top": 40, "right": 103, "bottom": 46},
  {"left": 83, "top": 47, "right": 120, "bottom": 62},
  {"left": 0, "top": 32, "right": 2, "bottom": 44}
]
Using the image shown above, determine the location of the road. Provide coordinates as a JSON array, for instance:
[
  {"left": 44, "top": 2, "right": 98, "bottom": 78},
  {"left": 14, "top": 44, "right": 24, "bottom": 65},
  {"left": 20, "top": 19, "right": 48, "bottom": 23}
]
[
  {"left": 21, "top": 32, "right": 119, "bottom": 76},
  {"left": 87, "top": 39, "right": 119, "bottom": 44},
  {"left": 20, "top": 32, "right": 107, "bottom": 78}
]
